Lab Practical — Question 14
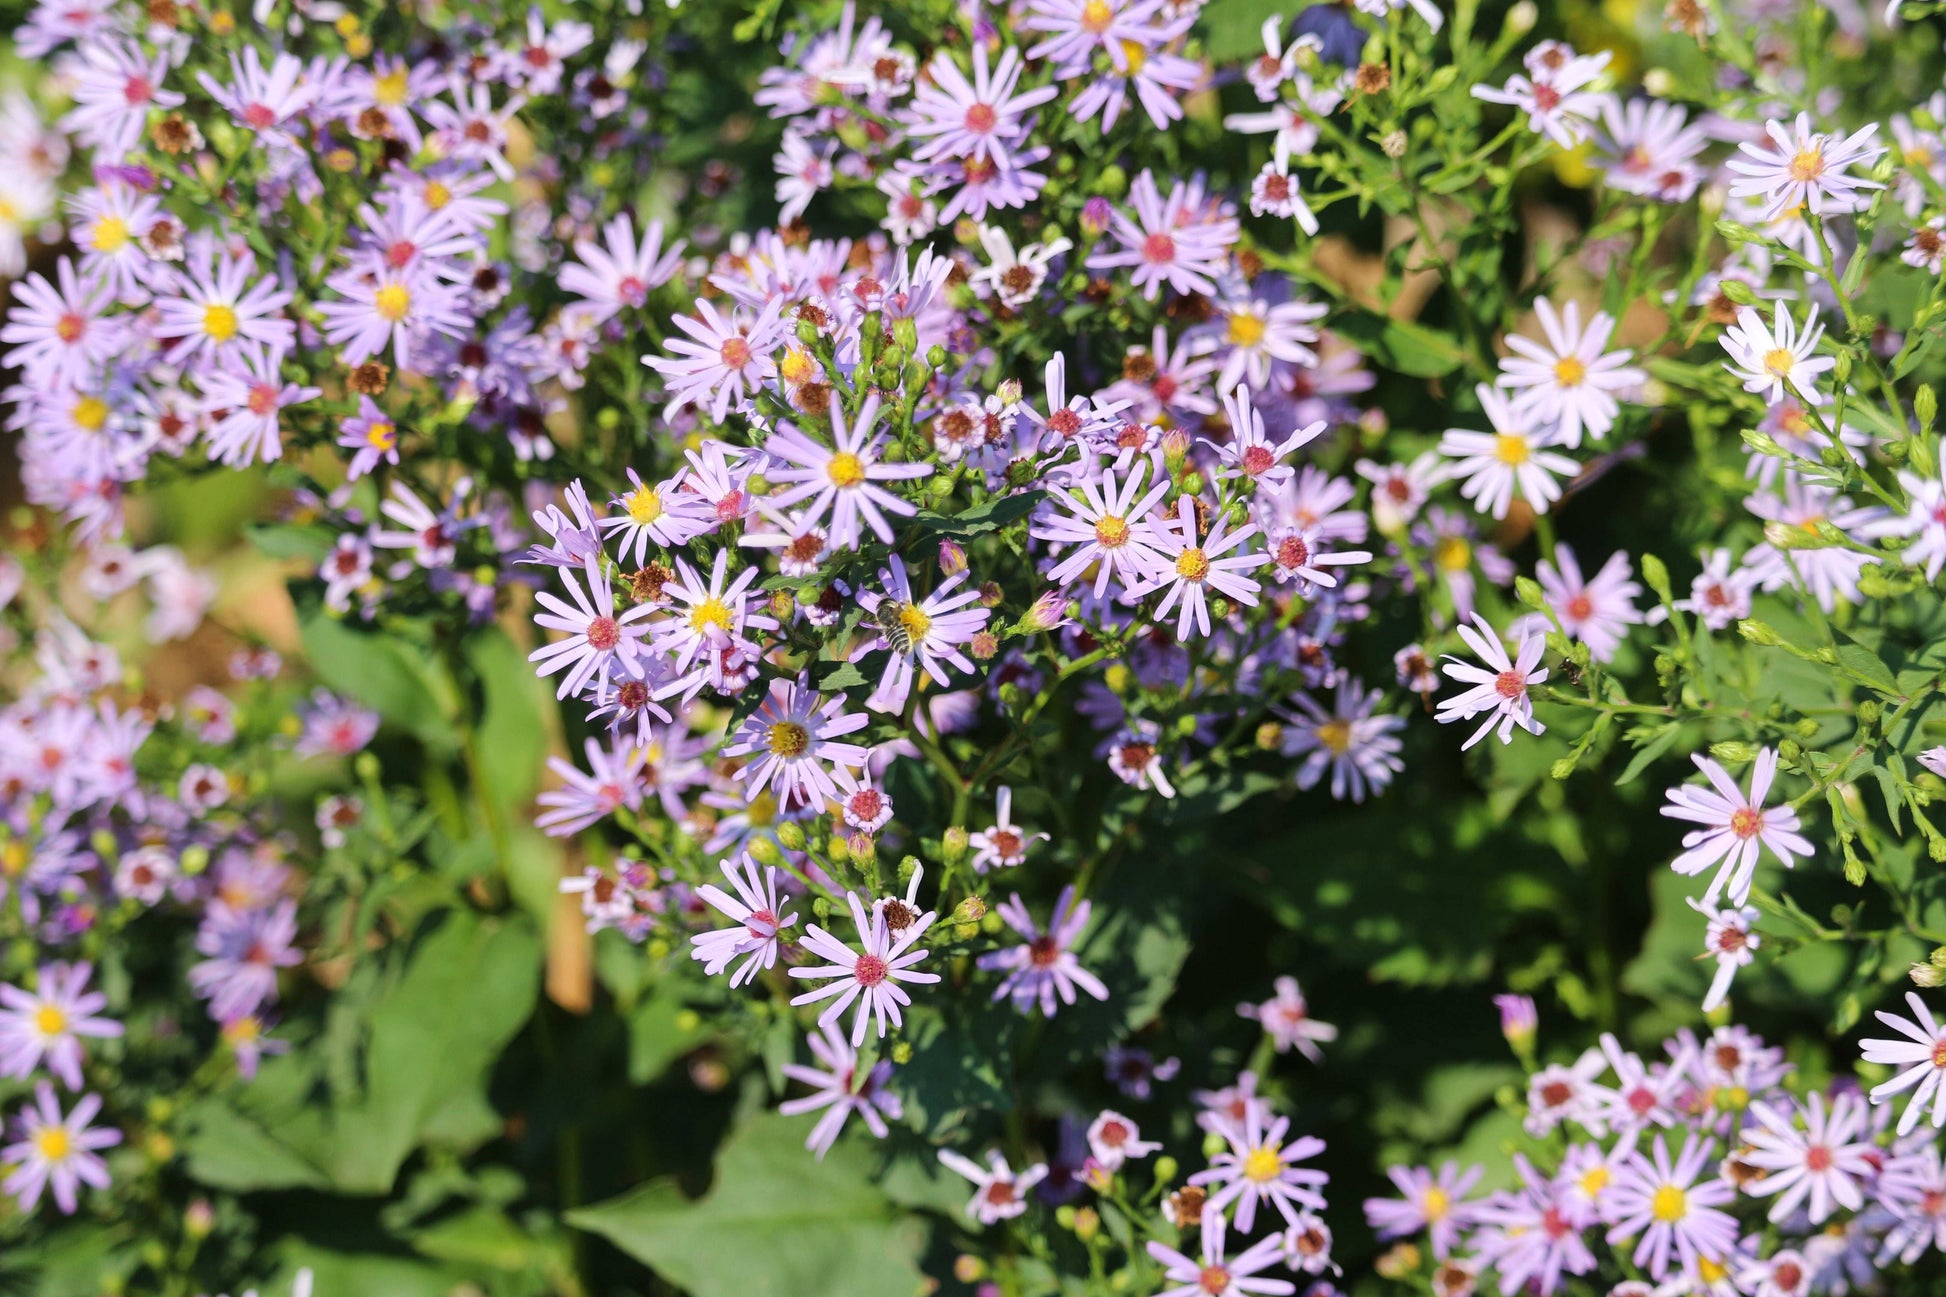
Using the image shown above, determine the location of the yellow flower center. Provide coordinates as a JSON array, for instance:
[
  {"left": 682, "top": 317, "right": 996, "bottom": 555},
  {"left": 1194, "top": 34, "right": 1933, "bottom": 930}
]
[
  {"left": 766, "top": 721, "right": 810, "bottom": 758},
  {"left": 898, "top": 604, "right": 932, "bottom": 644},
  {"left": 34, "top": 1005, "right": 66, "bottom": 1036},
  {"left": 1493, "top": 434, "right": 1530, "bottom": 465},
  {"left": 35, "top": 1127, "right": 72, "bottom": 1162},
  {"left": 779, "top": 347, "right": 818, "bottom": 387},
  {"left": 374, "top": 283, "right": 412, "bottom": 321},
  {"left": 745, "top": 790, "right": 778, "bottom": 827},
  {"left": 202, "top": 303, "right": 239, "bottom": 341},
  {"left": 1579, "top": 1166, "right": 1610, "bottom": 1197},
  {"left": 1697, "top": 1256, "right": 1729, "bottom": 1283},
  {"left": 1434, "top": 536, "right": 1472, "bottom": 572},
  {"left": 91, "top": 215, "right": 129, "bottom": 253},
  {"left": 72, "top": 397, "right": 108, "bottom": 432},
  {"left": 1421, "top": 1186, "right": 1451, "bottom": 1220},
  {"left": 827, "top": 451, "right": 867, "bottom": 488},
  {"left": 423, "top": 179, "right": 451, "bottom": 210},
  {"left": 626, "top": 486, "right": 664, "bottom": 524},
  {"left": 1095, "top": 514, "right": 1130, "bottom": 548},
  {"left": 1176, "top": 547, "right": 1211, "bottom": 581},
  {"left": 1552, "top": 356, "right": 1585, "bottom": 387},
  {"left": 689, "top": 596, "right": 733, "bottom": 634},
  {"left": 1650, "top": 1184, "right": 1686, "bottom": 1223},
  {"left": 1120, "top": 39, "right": 1148, "bottom": 75},
  {"left": 223, "top": 1015, "right": 261, "bottom": 1044},
  {"left": 1225, "top": 312, "right": 1266, "bottom": 348},
  {"left": 1314, "top": 719, "right": 1352, "bottom": 754},
  {"left": 1763, "top": 347, "right": 1796, "bottom": 378},
  {"left": 1242, "top": 1147, "right": 1283, "bottom": 1183},
  {"left": 373, "top": 68, "right": 409, "bottom": 106},
  {"left": 1081, "top": 0, "right": 1114, "bottom": 31},
  {"left": 1787, "top": 147, "right": 1825, "bottom": 182},
  {"left": 365, "top": 421, "right": 396, "bottom": 451}
]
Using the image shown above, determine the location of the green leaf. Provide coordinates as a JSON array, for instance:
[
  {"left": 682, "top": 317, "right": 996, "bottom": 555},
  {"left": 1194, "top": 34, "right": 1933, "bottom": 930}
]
[
  {"left": 299, "top": 610, "right": 455, "bottom": 748},
  {"left": 914, "top": 489, "right": 1045, "bottom": 537},
  {"left": 246, "top": 521, "right": 335, "bottom": 562},
  {"left": 1834, "top": 635, "right": 1900, "bottom": 697},
  {"left": 325, "top": 911, "right": 543, "bottom": 1192},
  {"left": 1331, "top": 312, "right": 1469, "bottom": 378},
  {"left": 1614, "top": 724, "right": 1682, "bottom": 786},
  {"left": 568, "top": 1111, "right": 928, "bottom": 1297}
]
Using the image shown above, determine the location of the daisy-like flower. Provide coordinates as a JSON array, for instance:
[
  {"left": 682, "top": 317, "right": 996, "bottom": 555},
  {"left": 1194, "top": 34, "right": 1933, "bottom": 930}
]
[
  {"left": 0, "top": 963, "right": 122, "bottom": 1090},
  {"left": 423, "top": 84, "right": 526, "bottom": 181},
  {"left": 1148, "top": 1206, "right": 1296, "bottom": 1297},
  {"left": 1239, "top": 975, "right": 1338, "bottom": 1063},
  {"left": 1603, "top": 1134, "right": 1739, "bottom": 1280},
  {"left": 652, "top": 548, "right": 776, "bottom": 688},
  {"left": 978, "top": 886, "right": 1108, "bottom": 1017},
  {"left": 1276, "top": 679, "right": 1405, "bottom": 802},
  {"left": 860, "top": 554, "right": 990, "bottom": 714},
  {"left": 724, "top": 680, "right": 871, "bottom": 808},
  {"left": 1088, "top": 169, "right": 1240, "bottom": 301},
  {"left": 907, "top": 44, "right": 1056, "bottom": 164},
  {"left": 1525, "top": 1049, "right": 1615, "bottom": 1137},
  {"left": 1357, "top": 452, "right": 1446, "bottom": 534},
  {"left": 1726, "top": 112, "right": 1885, "bottom": 222},
  {"left": 536, "top": 738, "right": 647, "bottom": 836},
  {"left": 1743, "top": 476, "right": 1883, "bottom": 614},
  {"left": 1208, "top": 295, "right": 1326, "bottom": 395},
  {"left": 967, "top": 786, "right": 1049, "bottom": 872},
  {"left": 1248, "top": 159, "right": 1320, "bottom": 233},
  {"left": 1740, "top": 1091, "right": 1875, "bottom": 1223},
  {"left": 689, "top": 853, "right": 798, "bottom": 988},
  {"left": 560, "top": 214, "right": 685, "bottom": 321},
  {"left": 1669, "top": 548, "right": 1758, "bottom": 631},
  {"left": 1192, "top": 1105, "right": 1329, "bottom": 1233},
  {"left": 1, "top": 258, "right": 127, "bottom": 387},
  {"left": 196, "top": 48, "right": 316, "bottom": 150},
  {"left": 1127, "top": 496, "right": 1262, "bottom": 640},
  {"left": 1596, "top": 95, "right": 1710, "bottom": 202},
  {"left": 1861, "top": 991, "right": 1946, "bottom": 1135},
  {"left": 1472, "top": 45, "right": 1610, "bottom": 147},
  {"left": 337, "top": 396, "right": 400, "bottom": 480},
  {"left": 938, "top": 1148, "right": 1048, "bottom": 1226},
  {"left": 839, "top": 775, "right": 895, "bottom": 834},
  {"left": 1497, "top": 298, "right": 1644, "bottom": 447},
  {"left": 200, "top": 342, "right": 321, "bottom": 467},
  {"left": 528, "top": 563, "right": 653, "bottom": 701},
  {"left": 764, "top": 392, "right": 933, "bottom": 549},
  {"left": 1210, "top": 386, "right": 1325, "bottom": 490},
  {"left": 1691, "top": 897, "right": 1760, "bottom": 1013},
  {"left": 1661, "top": 748, "right": 1812, "bottom": 907},
  {"left": 1033, "top": 457, "right": 1173, "bottom": 598},
  {"left": 1435, "top": 613, "right": 1549, "bottom": 750},
  {"left": 790, "top": 889, "right": 940, "bottom": 1045},
  {"left": 1104, "top": 722, "right": 1178, "bottom": 798},
  {"left": 1867, "top": 443, "right": 1946, "bottom": 581},
  {"left": 1438, "top": 385, "right": 1581, "bottom": 521},
  {"left": 1537, "top": 545, "right": 1642, "bottom": 663},
  {"left": 1879, "top": 1145, "right": 1946, "bottom": 1264},
  {"left": 646, "top": 297, "right": 788, "bottom": 422},
  {"left": 317, "top": 267, "right": 469, "bottom": 371},
  {"left": 2, "top": 1083, "right": 119, "bottom": 1215},
  {"left": 1721, "top": 303, "right": 1836, "bottom": 403},
  {"left": 1365, "top": 1163, "right": 1483, "bottom": 1258},
  {"left": 1904, "top": 217, "right": 1946, "bottom": 274},
  {"left": 1087, "top": 1110, "right": 1161, "bottom": 1171},
  {"left": 780, "top": 1021, "right": 902, "bottom": 1159},
  {"left": 971, "top": 224, "right": 1071, "bottom": 308},
  {"left": 1468, "top": 1155, "right": 1598, "bottom": 1295}
]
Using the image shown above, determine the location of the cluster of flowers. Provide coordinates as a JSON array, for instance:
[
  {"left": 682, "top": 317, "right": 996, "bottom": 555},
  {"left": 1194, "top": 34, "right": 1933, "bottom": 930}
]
[
  {"left": 1367, "top": 997, "right": 1946, "bottom": 1296},
  {"left": 0, "top": 537, "right": 381, "bottom": 1218}
]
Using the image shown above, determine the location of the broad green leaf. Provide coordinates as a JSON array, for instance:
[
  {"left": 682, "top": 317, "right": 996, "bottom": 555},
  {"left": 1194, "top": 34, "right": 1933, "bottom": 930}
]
[
  {"left": 568, "top": 1111, "right": 929, "bottom": 1297},
  {"left": 299, "top": 610, "right": 455, "bottom": 748}
]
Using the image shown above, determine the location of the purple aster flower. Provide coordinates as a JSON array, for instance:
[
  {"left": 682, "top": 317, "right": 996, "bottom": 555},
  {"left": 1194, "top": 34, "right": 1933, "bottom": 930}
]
[
  {"left": 1087, "top": 169, "right": 1239, "bottom": 301},
  {"left": 977, "top": 886, "right": 1108, "bottom": 1017},
  {"left": 789, "top": 889, "right": 940, "bottom": 1046},
  {"left": 189, "top": 900, "right": 302, "bottom": 1023},
  {"left": 0, "top": 962, "right": 122, "bottom": 1090},
  {"left": 3, "top": 1083, "right": 119, "bottom": 1215}
]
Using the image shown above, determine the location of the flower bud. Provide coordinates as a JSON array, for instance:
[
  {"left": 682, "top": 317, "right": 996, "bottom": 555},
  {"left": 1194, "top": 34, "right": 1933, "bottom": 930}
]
[
  {"left": 942, "top": 826, "right": 968, "bottom": 864},
  {"left": 748, "top": 836, "right": 785, "bottom": 867},
  {"left": 1080, "top": 195, "right": 1114, "bottom": 235},
  {"left": 927, "top": 344, "right": 949, "bottom": 369},
  {"left": 970, "top": 631, "right": 998, "bottom": 659},
  {"left": 1857, "top": 700, "right": 1881, "bottom": 729},
  {"left": 954, "top": 894, "right": 988, "bottom": 923},
  {"left": 1919, "top": 384, "right": 1938, "bottom": 433},
  {"left": 1715, "top": 221, "right": 1763, "bottom": 247},
  {"left": 1152, "top": 1155, "right": 1178, "bottom": 1185},
  {"left": 1495, "top": 993, "right": 1537, "bottom": 1047},
  {"left": 954, "top": 1257, "right": 986, "bottom": 1284},
  {"left": 1255, "top": 722, "right": 1282, "bottom": 751},
  {"left": 795, "top": 318, "right": 822, "bottom": 347},
  {"left": 827, "top": 835, "right": 850, "bottom": 863},
  {"left": 1777, "top": 738, "right": 1802, "bottom": 762},
  {"left": 1639, "top": 552, "right": 1672, "bottom": 604},
  {"left": 1018, "top": 589, "right": 1070, "bottom": 635},
  {"left": 978, "top": 581, "right": 1004, "bottom": 608},
  {"left": 938, "top": 538, "right": 968, "bottom": 576},
  {"left": 775, "top": 821, "right": 807, "bottom": 853},
  {"left": 1709, "top": 741, "right": 1758, "bottom": 764},
  {"left": 1514, "top": 575, "right": 1546, "bottom": 610},
  {"left": 1737, "top": 619, "right": 1784, "bottom": 646},
  {"left": 847, "top": 831, "right": 876, "bottom": 864},
  {"left": 891, "top": 1040, "right": 913, "bottom": 1064},
  {"left": 1072, "top": 1206, "right": 1100, "bottom": 1242},
  {"left": 1912, "top": 962, "right": 1945, "bottom": 988}
]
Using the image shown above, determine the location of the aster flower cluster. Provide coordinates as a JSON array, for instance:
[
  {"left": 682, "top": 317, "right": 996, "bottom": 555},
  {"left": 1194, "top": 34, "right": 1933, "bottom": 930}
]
[
  {"left": 3, "top": 0, "right": 1946, "bottom": 1290},
  {"left": 1370, "top": 1002, "right": 1946, "bottom": 1297}
]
